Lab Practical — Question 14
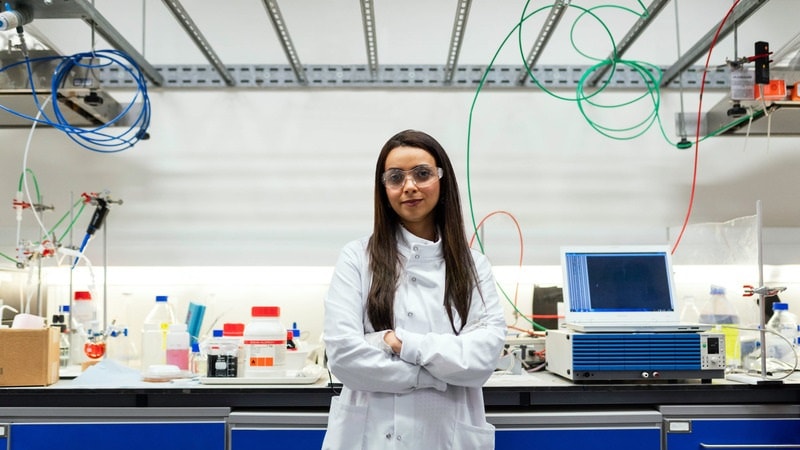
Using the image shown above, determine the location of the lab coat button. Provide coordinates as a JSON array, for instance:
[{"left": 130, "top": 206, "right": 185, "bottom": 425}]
[
  {"left": 413, "top": 246, "right": 419, "bottom": 251},
  {"left": 414, "top": 254, "right": 420, "bottom": 259},
  {"left": 407, "top": 312, "right": 413, "bottom": 317},
  {"left": 411, "top": 277, "right": 416, "bottom": 282},
  {"left": 385, "top": 433, "right": 392, "bottom": 439}
]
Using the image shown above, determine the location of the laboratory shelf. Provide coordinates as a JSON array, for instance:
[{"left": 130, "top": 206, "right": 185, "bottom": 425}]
[
  {"left": 0, "top": 373, "right": 799, "bottom": 449},
  {"left": 0, "top": 371, "right": 799, "bottom": 409}
]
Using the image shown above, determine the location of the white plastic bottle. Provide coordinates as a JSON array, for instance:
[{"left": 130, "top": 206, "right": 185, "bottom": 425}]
[
  {"left": 765, "top": 302, "right": 798, "bottom": 366},
  {"left": 698, "top": 285, "right": 740, "bottom": 369},
  {"left": 71, "top": 290, "right": 96, "bottom": 326},
  {"left": 166, "top": 323, "right": 190, "bottom": 371},
  {"left": 244, "top": 306, "right": 287, "bottom": 377},
  {"left": 140, "top": 295, "right": 177, "bottom": 370}
]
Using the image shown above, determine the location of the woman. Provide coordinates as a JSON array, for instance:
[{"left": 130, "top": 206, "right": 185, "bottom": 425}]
[{"left": 322, "top": 129, "right": 507, "bottom": 449}]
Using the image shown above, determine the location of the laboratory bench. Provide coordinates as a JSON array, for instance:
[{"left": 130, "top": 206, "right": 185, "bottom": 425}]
[{"left": 1, "top": 371, "right": 799, "bottom": 449}]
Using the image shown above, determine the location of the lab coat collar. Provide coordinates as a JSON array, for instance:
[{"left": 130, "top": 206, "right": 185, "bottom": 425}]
[{"left": 397, "top": 225, "right": 443, "bottom": 260}]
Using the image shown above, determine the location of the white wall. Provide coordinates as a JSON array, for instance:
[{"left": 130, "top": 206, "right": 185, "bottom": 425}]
[{"left": 3, "top": 88, "right": 800, "bottom": 269}]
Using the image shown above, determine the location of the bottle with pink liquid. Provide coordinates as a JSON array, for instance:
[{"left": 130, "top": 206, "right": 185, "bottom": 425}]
[{"left": 166, "top": 323, "right": 190, "bottom": 371}]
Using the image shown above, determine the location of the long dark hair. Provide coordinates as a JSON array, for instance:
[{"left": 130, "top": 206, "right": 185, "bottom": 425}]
[{"left": 366, "top": 129, "right": 479, "bottom": 334}]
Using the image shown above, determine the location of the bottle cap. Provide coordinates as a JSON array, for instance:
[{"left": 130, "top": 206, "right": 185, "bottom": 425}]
[
  {"left": 709, "top": 285, "right": 725, "bottom": 295},
  {"left": 212, "top": 329, "right": 223, "bottom": 338},
  {"left": 252, "top": 306, "right": 280, "bottom": 317},
  {"left": 772, "top": 302, "right": 788, "bottom": 311},
  {"left": 191, "top": 342, "right": 200, "bottom": 353},
  {"left": 155, "top": 295, "right": 168, "bottom": 302},
  {"left": 59, "top": 305, "right": 70, "bottom": 313},
  {"left": 223, "top": 323, "right": 245, "bottom": 336},
  {"left": 74, "top": 291, "right": 92, "bottom": 301}
]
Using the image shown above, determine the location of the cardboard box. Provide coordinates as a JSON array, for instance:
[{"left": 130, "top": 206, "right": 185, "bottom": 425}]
[{"left": 0, "top": 328, "right": 60, "bottom": 386}]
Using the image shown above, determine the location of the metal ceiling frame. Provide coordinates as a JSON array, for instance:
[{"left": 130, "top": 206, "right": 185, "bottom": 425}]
[
  {"left": 443, "top": 0, "right": 472, "bottom": 85},
  {"left": 260, "top": 0, "right": 306, "bottom": 85},
  {"left": 585, "top": 0, "right": 670, "bottom": 87},
  {"left": 96, "top": 63, "right": 730, "bottom": 89},
  {"left": 660, "top": 0, "right": 771, "bottom": 87},
  {"left": 160, "top": 0, "right": 234, "bottom": 87},
  {"left": 517, "top": 0, "right": 570, "bottom": 86},
  {"left": 9, "top": 0, "right": 165, "bottom": 86},
  {"left": 3, "top": 0, "right": 779, "bottom": 92},
  {"left": 360, "top": 0, "right": 378, "bottom": 78}
]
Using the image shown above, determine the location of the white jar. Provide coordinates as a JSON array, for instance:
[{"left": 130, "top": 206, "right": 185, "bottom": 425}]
[
  {"left": 71, "top": 290, "right": 96, "bottom": 327},
  {"left": 244, "top": 306, "right": 286, "bottom": 377}
]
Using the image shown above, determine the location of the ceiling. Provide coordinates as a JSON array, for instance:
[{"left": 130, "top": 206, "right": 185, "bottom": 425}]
[{"left": 4, "top": 0, "right": 798, "bottom": 89}]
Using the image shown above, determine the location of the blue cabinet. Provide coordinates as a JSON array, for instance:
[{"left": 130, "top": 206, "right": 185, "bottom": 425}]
[
  {"left": 229, "top": 411, "right": 327, "bottom": 450},
  {"left": 231, "top": 428, "right": 327, "bottom": 449},
  {"left": 10, "top": 422, "right": 225, "bottom": 450},
  {"left": 662, "top": 405, "right": 800, "bottom": 450},
  {"left": 227, "top": 409, "right": 663, "bottom": 450},
  {"left": 490, "top": 410, "right": 662, "bottom": 450},
  {"left": 496, "top": 427, "right": 660, "bottom": 449},
  {"left": 0, "top": 407, "right": 228, "bottom": 450}
]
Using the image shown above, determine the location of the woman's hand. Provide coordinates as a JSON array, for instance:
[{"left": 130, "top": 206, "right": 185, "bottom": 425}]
[{"left": 384, "top": 330, "right": 403, "bottom": 354}]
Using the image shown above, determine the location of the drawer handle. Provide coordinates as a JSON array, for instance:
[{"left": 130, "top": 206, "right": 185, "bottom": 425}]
[{"left": 700, "top": 445, "right": 800, "bottom": 449}]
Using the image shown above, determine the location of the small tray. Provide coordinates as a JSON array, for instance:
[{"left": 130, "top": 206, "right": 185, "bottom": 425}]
[{"left": 198, "top": 366, "right": 324, "bottom": 385}]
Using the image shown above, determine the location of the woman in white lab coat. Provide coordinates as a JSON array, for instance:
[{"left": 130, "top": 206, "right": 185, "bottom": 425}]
[{"left": 322, "top": 129, "right": 507, "bottom": 449}]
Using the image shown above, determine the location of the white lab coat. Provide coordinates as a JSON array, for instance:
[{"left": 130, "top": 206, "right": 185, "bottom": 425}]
[{"left": 322, "top": 227, "right": 507, "bottom": 450}]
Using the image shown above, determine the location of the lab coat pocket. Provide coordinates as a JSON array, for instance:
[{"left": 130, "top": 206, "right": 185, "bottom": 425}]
[
  {"left": 322, "top": 396, "right": 367, "bottom": 450},
  {"left": 452, "top": 420, "right": 495, "bottom": 450}
]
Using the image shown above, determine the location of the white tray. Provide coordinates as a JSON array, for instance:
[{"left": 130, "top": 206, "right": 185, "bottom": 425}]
[{"left": 198, "top": 366, "right": 324, "bottom": 385}]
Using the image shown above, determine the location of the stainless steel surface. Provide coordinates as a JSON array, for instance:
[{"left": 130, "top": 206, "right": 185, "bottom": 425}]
[
  {"left": 0, "top": 406, "right": 231, "bottom": 420},
  {"left": 0, "top": 49, "right": 127, "bottom": 127},
  {"left": 228, "top": 411, "right": 328, "bottom": 427},
  {"left": 488, "top": 410, "right": 663, "bottom": 428}
]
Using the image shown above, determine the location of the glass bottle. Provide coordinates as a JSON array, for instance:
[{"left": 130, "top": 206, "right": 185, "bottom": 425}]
[{"left": 765, "top": 302, "right": 798, "bottom": 367}]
